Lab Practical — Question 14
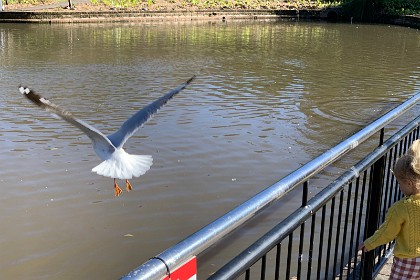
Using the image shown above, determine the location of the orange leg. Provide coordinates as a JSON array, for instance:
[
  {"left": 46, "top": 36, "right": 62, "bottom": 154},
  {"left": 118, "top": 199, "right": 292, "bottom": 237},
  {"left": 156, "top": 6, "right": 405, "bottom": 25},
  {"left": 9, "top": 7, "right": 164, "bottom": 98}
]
[
  {"left": 114, "top": 179, "right": 122, "bottom": 197},
  {"left": 125, "top": 179, "right": 133, "bottom": 192}
]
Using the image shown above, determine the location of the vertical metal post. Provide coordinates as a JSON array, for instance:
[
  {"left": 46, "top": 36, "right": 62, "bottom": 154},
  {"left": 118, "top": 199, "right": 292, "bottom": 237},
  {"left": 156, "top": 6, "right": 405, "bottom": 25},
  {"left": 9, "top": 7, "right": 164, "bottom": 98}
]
[
  {"left": 362, "top": 129, "right": 386, "bottom": 280},
  {"left": 340, "top": 182, "right": 353, "bottom": 279},
  {"left": 333, "top": 190, "right": 345, "bottom": 277},
  {"left": 260, "top": 255, "right": 266, "bottom": 280},
  {"left": 286, "top": 233, "right": 293, "bottom": 280},
  {"left": 317, "top": 206, "right": 327, "bottom": 280},
  {"left": 274, "top": 244, "right": 281, "bottom": 280},
  {"left": 298, "top": 181, "right": 308, "bottom": 279},
  {"left": 307, "top": 214, "right": 316, "bottom": 279},
  {"left": 245, "top": 269, "right": 250, "bottom": 280},
  {"left": 325, "top": 197, "right": 336, "bottom": 280}
]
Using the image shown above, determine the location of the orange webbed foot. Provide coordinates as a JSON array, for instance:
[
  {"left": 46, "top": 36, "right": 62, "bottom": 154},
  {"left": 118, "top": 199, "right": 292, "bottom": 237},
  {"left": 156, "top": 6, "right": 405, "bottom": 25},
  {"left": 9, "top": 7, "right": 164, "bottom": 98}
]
[
  {"left": 126, "top": 179, "right": 133, "bottom": 192},
  {"left": 114, "top": 179, "right": 123, "bottom": 197}
]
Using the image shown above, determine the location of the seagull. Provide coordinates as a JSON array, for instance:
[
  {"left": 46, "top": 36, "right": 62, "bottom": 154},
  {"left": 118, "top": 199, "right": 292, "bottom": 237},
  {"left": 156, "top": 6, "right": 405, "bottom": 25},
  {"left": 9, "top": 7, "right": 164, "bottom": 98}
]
[{"left": 19, "top": 76, "right": 195, "bottom": 196}]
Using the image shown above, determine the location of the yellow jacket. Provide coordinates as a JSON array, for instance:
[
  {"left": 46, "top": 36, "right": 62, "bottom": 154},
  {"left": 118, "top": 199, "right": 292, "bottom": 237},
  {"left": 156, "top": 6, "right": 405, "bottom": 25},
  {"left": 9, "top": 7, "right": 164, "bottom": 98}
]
[{"left": 364, "top": 194, "right": 420, "bottom": 258}]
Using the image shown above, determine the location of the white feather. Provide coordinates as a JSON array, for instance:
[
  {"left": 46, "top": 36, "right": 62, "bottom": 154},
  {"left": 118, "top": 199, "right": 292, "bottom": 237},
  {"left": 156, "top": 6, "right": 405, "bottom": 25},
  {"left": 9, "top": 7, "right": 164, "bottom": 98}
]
[{"left": 91, "top": 149, "right": 153, "bottom": 179}]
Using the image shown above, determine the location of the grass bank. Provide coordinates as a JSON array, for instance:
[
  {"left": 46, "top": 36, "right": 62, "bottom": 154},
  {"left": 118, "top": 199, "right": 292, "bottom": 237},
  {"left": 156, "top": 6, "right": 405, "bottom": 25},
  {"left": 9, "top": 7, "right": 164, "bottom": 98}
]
[
  {"left": 4, "top": 0, "right": 336, "bottom": 11},
  {"left": 2, "top": 0, "right": 419, "bottom": 22}
]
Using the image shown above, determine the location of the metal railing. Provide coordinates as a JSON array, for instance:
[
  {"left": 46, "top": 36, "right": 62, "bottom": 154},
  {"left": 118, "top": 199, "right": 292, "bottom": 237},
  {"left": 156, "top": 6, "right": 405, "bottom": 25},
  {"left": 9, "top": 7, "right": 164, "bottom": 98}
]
[
  {"left": 210, "top": 115, "right": 420, "bottom": 280},
  {"left": 121, "top": 92, "right": 420, "bottom": 280}
]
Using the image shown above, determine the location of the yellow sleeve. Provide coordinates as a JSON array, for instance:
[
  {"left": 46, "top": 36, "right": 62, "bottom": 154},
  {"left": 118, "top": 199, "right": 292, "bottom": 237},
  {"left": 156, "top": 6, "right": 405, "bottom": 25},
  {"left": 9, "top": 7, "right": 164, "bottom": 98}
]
[{"left": 364, "top": 202, "right": 405, "bottom": 251}]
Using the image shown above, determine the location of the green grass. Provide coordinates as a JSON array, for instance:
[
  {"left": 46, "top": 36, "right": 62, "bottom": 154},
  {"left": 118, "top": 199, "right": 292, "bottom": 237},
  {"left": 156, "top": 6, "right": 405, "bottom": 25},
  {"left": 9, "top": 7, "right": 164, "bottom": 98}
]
[{"left": 6, "top": 0, "right": 419, "bottom": 14}]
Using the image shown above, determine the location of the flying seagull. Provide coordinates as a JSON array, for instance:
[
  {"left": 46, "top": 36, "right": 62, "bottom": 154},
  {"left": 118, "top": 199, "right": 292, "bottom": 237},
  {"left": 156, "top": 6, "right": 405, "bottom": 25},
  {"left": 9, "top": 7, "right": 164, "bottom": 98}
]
[{"left": 19, "top": 76, "right": 195, "bottom": 196}]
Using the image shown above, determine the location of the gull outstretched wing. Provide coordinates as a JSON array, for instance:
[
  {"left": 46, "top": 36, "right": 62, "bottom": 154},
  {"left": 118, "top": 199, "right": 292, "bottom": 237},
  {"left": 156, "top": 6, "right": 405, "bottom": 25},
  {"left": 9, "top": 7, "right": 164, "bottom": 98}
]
[
  {"left": 20, "top": 86, "right": 115, "bottom": 155},
  {"left": 107, "top": 76, "right": 196, "bottom": 148}
]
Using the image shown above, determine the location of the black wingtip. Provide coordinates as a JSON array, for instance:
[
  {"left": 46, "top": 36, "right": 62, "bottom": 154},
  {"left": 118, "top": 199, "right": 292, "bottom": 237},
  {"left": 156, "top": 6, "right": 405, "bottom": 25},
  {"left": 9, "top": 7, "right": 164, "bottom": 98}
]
[
  {"left": 19, "top": 86, "right": 47, "bottom": 107},
  {"left": 186, "top": 75, "right": 196, "bottom": 85}
]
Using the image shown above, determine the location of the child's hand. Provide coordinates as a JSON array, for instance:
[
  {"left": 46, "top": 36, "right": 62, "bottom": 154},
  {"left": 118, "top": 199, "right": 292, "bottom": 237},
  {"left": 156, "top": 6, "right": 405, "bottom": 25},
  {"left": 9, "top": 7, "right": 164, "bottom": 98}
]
[{"left": 358, "top": 242, "right": 368, "bottom": 252}]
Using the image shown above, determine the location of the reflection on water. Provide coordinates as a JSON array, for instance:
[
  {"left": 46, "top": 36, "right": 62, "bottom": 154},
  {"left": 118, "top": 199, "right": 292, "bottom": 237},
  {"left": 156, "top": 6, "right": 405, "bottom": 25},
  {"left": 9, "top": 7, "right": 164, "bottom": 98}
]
[{"left": 0, "top": 21, "right": 419, "bottom": 279}]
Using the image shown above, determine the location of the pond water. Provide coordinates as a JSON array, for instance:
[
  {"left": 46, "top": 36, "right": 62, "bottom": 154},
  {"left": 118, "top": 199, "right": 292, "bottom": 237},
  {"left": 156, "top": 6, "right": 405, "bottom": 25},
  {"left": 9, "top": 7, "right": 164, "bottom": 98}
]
[{"left": 0, "top": 20, "right": 419, "bottom": 279}]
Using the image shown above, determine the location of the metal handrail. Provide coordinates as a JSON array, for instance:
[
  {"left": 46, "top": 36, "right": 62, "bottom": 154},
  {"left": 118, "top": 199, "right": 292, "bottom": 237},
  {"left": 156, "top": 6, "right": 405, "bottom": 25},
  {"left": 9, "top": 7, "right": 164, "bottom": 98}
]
[
  {"left": 121, "top": 92, "right": 420, "bottom": 280},
  {"left": 208, "top": 114, "right": 420, "bottom": 279}
]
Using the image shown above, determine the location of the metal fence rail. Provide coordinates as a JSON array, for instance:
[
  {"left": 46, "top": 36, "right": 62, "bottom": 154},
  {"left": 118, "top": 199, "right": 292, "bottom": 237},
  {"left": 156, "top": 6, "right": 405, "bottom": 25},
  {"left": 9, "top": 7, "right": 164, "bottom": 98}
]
[
  {"left": 209, "top": 115, "right": 420, "bottom": 280},
  {"left": 121, "top": 92, "right": 420, "bottom": 280}
]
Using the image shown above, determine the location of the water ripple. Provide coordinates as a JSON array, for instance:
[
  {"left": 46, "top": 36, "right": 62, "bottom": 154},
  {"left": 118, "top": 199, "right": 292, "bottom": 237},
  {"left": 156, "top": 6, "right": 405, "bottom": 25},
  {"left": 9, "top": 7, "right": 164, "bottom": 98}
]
[{"left": 0, "top": 21, "right": 419, "bottom": 280}]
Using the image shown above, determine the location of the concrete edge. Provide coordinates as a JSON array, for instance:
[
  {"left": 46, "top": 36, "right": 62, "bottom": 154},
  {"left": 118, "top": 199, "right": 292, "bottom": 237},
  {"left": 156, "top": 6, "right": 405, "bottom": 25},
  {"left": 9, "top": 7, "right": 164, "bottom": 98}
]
[
  {"left": 0, "top": 9, "right": 322, "bottom": 23},
  {"left": 0, "top": 6, "right": 418, "bottom": 28},
  {"left": 379, "top": 14, "right": 420, "bottom": 29}
]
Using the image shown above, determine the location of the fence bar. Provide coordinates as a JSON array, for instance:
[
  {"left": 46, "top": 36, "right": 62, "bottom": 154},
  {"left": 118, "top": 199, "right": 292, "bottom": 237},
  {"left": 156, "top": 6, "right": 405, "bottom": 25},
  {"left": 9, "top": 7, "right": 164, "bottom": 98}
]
[
  {"left": 208, "top": 114, "right": 420, "bottom": 279},
  {"left": 260, "top": 255, "right": 266, "bottom": 280},
  {"left": 297, "top": 181, "right": 308, "bottom": 279},
  {"left": 362, "top": 129, "right": 387, "bottom": 279},
  {"left": 121, "top": 93, "right": 420, "bottom": 280},
  {"left": 333, "top": 190, "right": 345, "bottom": 278},
  {"left": 339, "top": 182, "right": 352, "bottom": 280},
  {"left": 274, "top": 243, "right": 281, "bottom": 280},
  {"left": 346, "top": 180, "right": 359, "bottom": 280},
  {"left": 307, "top": 213, "right": 316, "bottom": 279},
  {"left": 317, "top": 206, "right": 327, "bottom": 280}
]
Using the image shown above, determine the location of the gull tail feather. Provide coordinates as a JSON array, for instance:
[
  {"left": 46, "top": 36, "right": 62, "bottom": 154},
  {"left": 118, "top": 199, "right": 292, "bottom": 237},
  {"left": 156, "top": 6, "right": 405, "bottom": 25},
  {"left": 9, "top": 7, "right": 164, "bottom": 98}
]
[{"left": 92, "top": 154, "right": 153, "bottom": 180}]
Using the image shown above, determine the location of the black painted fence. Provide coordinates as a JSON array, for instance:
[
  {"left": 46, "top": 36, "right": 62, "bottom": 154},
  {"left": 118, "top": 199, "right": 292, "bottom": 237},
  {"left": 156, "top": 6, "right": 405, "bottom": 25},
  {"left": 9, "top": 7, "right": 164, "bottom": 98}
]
[{"left": 209, "top": 116, "right": 420, "bottom": 280}]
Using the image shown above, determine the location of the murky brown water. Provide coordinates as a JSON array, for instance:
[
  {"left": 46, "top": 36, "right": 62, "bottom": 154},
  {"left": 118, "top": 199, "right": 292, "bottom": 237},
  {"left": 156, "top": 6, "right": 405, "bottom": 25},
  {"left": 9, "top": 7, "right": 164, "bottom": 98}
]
[{"left": 0, "top": 21, "right": 419, "bottom": 279}]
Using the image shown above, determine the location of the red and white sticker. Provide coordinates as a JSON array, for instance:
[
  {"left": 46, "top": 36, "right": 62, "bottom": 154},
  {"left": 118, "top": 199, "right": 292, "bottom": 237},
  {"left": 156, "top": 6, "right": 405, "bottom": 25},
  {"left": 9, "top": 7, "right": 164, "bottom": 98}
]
[{"left": 163, "top": 256, "right": 197, "bottom": 280}]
